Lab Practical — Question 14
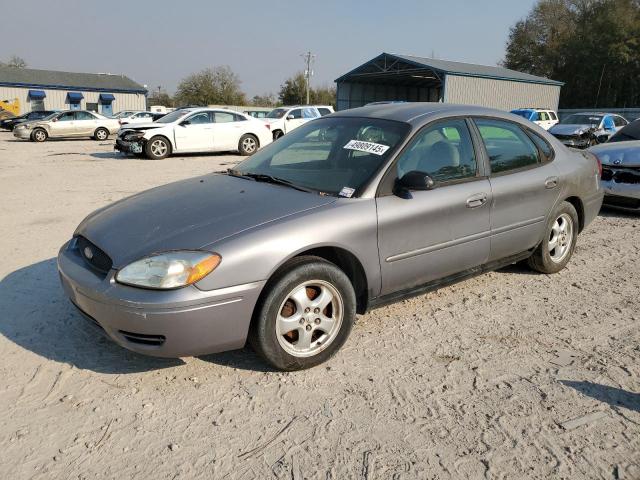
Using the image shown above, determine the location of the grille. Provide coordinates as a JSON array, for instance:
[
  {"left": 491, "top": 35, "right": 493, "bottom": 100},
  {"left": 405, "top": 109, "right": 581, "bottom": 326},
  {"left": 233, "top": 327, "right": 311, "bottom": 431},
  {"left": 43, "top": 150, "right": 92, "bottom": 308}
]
[
  {"left": 118, "top": 330, "right": 166, "bottom": 347},
  {"left": 76, "top": 236, "right": 113, "bottom": 274}
]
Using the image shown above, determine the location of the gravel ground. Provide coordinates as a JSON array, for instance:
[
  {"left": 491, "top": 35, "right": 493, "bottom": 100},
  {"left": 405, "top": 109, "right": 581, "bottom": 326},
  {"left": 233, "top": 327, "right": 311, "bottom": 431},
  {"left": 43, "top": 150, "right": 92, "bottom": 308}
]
[{"left": 0, "top": 130, "right": 638, "bottom": 479}]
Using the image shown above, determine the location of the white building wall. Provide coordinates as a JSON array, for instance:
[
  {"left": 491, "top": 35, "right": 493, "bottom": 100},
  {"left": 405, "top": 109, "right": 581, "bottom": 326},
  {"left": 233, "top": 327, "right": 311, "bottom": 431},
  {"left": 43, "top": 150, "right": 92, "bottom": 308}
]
[
  {"left": 444, "top": 75, "right": 561, "bottom": 111},
  {"left": 0, "top": 85, "right": 146, "bottom": 114}
]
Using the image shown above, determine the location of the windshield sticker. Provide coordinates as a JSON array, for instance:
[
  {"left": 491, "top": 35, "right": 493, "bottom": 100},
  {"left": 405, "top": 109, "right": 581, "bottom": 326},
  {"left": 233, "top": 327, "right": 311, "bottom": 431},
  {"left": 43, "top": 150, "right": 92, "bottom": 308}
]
[
  {"left": 343, "top": 140, "right": 390, "bottom": 156},
  {"left": 338, "top": 187, "right": 355, "bottom": 198}
]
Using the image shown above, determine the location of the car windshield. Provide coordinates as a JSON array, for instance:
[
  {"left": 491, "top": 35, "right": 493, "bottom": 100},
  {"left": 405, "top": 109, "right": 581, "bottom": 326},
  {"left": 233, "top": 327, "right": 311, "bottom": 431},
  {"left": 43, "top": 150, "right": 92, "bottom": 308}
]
[
  {"left": 511, "top": 110, "right": 534, "bottom": 120},
  {"left": 232, "top": 117, "right": 410, "bottom": 196},
  {"left": 266, "top": 108, "right": 287, "bottom": 119},
  {"left": 154, "top": 109, "right": 189, "bottom": 123},
  {"left": 562, "top": 114, "right": 602, "bottom": 125}
]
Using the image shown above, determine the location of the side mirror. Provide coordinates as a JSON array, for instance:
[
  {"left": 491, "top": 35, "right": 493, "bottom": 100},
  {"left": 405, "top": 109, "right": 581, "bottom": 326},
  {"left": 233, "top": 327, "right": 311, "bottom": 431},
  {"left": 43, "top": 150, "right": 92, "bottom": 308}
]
[
  {"left": 286, "top": 115, "right": 294, "bottom": 120},
  {"left": 394, "top": 171, "right": 435, "bottom": 198},
  {"left": 51, "top": 117, "right": 58, "bottom": 122},
  {"left": 180, "top": 120, "right": 190, "bottom": 126}
]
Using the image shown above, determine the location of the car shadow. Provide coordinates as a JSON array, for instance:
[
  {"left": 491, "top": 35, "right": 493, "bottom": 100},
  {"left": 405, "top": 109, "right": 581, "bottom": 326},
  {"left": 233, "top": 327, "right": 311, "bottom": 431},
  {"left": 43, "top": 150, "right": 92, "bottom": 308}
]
[
  {"left": 0, "top": 258, "right": 184, "bottom": 373},
  {"left": 0, "top": 258, "right": 276, "bottom": 373},
  {"left": 560, "top": 380, "right": 640, "bottom": 412},
  {"left": 598, "top": 205, "right": 639, "bottom": 219}
]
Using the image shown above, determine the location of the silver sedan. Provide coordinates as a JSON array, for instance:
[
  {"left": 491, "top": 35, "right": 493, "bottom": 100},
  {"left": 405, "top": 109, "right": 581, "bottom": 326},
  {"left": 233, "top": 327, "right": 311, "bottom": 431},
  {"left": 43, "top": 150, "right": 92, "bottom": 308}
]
[
  {"left": 58, "top": 104, "right": 603, "bottom": 370},
  {"left": 13, "top": 110, "right": 120, "bottom": 142}
]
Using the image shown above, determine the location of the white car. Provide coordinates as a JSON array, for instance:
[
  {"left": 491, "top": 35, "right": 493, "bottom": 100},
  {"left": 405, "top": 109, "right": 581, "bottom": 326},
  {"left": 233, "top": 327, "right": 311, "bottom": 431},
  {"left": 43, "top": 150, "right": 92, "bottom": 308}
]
[
  {"left": 118, "top": 111, "right": 165, "bottom": 126},
  {"left": 510, "top": 108, "right": 559, "bottom": 130},
  {"left": 262, "top": 106, "right": 322, "bottom": 140},
  {"left": 115, "top": 108, "right": 272, "bottom": 159}
]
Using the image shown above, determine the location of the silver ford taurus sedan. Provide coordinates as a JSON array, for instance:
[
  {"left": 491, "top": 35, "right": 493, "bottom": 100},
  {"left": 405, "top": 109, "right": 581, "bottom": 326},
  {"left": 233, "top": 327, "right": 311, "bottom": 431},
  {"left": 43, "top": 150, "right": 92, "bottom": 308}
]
[{"left": 58, "top": 104, "right": 604, "bottom": 370}]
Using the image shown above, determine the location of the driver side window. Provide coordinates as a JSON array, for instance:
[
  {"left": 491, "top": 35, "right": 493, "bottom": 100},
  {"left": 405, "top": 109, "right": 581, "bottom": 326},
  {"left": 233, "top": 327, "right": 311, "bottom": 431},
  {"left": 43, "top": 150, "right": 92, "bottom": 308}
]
[
  {"left": 289, "top": 109, "right": 303, "bottom": 119},
  {"left": 396, "top": 119, "right": 477, "bottom": 183},
  {"left": 186, "top": 112, "right": 212, "bottom": 124},
  {"left": 58, "top": 112, "right": 75, "bottom": 122}
]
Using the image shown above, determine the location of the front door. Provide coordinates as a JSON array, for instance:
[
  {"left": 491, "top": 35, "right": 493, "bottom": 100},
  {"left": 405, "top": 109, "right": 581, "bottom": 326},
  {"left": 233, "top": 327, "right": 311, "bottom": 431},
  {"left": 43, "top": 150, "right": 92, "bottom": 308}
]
[
  {"left": 173, "top": 111, "right": 214, "bottom": 151},
  {"left": 376, "top": 118, "right": 492, "bottom": 295},
  {"left": 472, "top": 118, "right": 561, "bottom": 262},
  {"left": 283, "top": 108, "right": 307, "bottom": 133},
  {"left": 49, "top": 111, "right": 76, "bottom": 136}
]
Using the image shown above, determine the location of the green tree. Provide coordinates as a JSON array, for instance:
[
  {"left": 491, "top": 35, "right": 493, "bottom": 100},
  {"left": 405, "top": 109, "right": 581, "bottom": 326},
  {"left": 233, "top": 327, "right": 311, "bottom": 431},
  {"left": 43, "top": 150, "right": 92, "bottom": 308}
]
[
  {"left": 175, "top": 66, "right": 246, "bottom": 106},
  {"left": 503, "top": 0, "right": 640, "bottom": 108},
  {"left": 1, "top": 55, "right": 27, "bottom": 68},
  {"left": 278, "top": 74, "right": 336, "bottom": 106},
  {"left": 251, "top": 93, "right": 277, "bottom": 107},
  {"left": 147, "top": 90, "right": 173, "bottom": 107}
]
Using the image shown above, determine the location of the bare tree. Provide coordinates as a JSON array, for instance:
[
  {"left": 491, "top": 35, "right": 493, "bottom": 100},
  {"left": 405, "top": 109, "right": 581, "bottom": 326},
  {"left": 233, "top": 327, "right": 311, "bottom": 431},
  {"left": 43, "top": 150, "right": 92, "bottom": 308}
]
[{"left": 7, "top": 55, "right": 27, "bottom": 68}]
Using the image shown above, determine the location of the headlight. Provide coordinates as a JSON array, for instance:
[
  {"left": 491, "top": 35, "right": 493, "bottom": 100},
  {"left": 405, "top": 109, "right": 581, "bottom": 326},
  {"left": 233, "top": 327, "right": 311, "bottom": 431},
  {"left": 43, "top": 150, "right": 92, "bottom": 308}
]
[{"left": 116, "top": 251, "right": 221, "bottom": 289}]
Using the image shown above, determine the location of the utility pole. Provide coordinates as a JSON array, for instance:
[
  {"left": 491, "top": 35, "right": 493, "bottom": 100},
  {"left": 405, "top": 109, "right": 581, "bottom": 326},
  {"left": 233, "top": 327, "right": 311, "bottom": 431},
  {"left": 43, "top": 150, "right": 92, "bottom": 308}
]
[
  {"left": 157, "top": 85, "right": 162, "bottom": 100},
  {"left": 302, "top": 51, "right": 315, "bottom": 105}
]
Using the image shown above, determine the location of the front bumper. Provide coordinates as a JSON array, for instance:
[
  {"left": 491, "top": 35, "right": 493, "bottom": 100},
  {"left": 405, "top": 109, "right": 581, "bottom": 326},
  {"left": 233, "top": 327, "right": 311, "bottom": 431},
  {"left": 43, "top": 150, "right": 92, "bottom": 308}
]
[
  {"left": 57, "top": 239, "right": 264, "bottom": 357},
  {"left": 557, "top": 137, "right": 591, "bottom": 149},
  {"left": 13, "top": 128, "right": 31, "bottom": 139},
  {"left": 115, "top": 137, "right": 144, "bottom": 154}
]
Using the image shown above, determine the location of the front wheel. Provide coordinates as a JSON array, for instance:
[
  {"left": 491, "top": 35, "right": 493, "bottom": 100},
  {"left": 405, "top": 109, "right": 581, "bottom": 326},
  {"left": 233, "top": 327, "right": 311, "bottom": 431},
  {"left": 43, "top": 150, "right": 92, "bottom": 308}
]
[
  {"left": 145, "top": 136, "right": 171, "bottom": 160},
  {"left": 238, "top": 134, "right": 258, "bottom": 156},
  {"left": 249, "top": 256, "right": 356, "bottom": 371},
  {"left": 528, "top": 201, "right": 578, "bottom": 274}
]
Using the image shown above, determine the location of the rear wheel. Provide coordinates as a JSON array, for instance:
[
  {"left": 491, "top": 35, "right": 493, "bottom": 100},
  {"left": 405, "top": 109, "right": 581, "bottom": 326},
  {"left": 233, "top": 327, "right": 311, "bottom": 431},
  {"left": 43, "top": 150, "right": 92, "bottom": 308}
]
[
  {"left": 94, "top": 127, "right": 109, "bottom": 141},
  {"left": 527, "top": 201, "right": 578, "bottom": 274},
  {"left": 145, "top": 136, "right": 171, "bottom": 160},
  {"left": 238, "top": 134, "right": 258, "bottom": 156},
  {"left": 31, "top": 128, "right": 47, "bottom": 142},
  {"left": 249, "top": 256, "right": 356, "bottom": 371}
]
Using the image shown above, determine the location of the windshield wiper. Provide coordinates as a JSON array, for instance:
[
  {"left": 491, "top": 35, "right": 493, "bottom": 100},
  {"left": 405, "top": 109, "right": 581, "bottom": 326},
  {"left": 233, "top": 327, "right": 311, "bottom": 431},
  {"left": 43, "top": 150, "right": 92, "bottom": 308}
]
[{"left": 227, "top": 169, "right": 314, "bottom": 193}]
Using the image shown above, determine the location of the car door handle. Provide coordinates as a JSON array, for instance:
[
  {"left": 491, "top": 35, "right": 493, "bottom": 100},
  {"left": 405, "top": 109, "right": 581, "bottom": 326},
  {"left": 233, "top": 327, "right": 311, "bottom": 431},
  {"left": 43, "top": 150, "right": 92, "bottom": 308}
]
[
  {"left": 466, "top": 193, "right": 487, "bottom": 208},
  {"left": 545, "top": 176, "right": 559, "bottom": 189}
]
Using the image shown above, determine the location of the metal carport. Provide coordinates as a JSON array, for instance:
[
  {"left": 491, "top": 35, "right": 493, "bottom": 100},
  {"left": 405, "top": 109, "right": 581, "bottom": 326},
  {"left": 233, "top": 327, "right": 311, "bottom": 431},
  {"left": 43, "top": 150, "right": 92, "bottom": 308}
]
[{"left": 335, "top": 53, "right": 563, "bottom": 112}]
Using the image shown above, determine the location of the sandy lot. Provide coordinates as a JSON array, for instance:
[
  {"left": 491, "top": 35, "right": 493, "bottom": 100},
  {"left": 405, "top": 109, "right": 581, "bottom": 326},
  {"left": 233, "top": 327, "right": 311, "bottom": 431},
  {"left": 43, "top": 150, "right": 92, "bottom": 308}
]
[{"left": 0, "top": 130, "right": 638, "bottom": 479}]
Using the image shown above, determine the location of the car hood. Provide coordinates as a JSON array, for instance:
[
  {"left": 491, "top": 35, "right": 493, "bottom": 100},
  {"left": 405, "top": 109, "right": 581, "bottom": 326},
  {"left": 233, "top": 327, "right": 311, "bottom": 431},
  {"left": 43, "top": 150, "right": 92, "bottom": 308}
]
[
  {"left": 75, "top": 173, "right": 336, "bottom": 268},
  {"left": 120, "top": 122, "right": 164, "bottom": 131},
  {"left": 589, "top": 141, "right": 640, "bottom": 167},
  {"left": 549, "top": 124, "right": 595, "bottom": 136}
]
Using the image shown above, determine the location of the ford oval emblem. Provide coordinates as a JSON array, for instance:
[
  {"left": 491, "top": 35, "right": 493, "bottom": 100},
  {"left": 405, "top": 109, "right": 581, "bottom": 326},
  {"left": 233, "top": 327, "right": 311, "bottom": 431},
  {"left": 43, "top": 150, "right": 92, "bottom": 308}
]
[
  {"left": 613, "top": 159, "right": 622, "bottom": 165},
  {"left": 84, "top": 246, "right": 94, "bottom": 260}
]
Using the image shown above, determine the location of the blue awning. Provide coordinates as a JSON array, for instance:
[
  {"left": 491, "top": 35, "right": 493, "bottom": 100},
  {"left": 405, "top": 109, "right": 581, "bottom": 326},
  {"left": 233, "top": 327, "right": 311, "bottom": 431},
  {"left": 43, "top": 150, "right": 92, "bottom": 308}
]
[
  {"left": 67, "top": 92, "right": 84, "bottom": 101},
  {"left": 28, "top": 90, "right": 46, "bottom": 99},
  {"left": 99, "top": 93, "right": 115, "bottom": 102}
]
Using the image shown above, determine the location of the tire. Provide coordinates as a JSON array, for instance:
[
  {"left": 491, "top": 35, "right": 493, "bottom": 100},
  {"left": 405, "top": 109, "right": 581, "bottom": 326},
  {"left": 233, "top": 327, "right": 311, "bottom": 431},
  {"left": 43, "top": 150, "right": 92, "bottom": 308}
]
[
  {"left": 31, "top": 128, "right": 48, "bottom": 142},
  {"left": 527, "top": 201, "right": 579, "bottom": 274},
  {"left": 144, "top": 136, "right": 171, "bottom": 160},
  {"left": 273, "top": 130, "right": 284, "bottom": 141},
  {"left": 94, "top": 127, "right": 109, "bottom": 141},
  {"left": 238, "top": 134, "right": 259, "bottom": 156},
  {"left": 249, "top": 256, "right": 356, "bottom": 371}
]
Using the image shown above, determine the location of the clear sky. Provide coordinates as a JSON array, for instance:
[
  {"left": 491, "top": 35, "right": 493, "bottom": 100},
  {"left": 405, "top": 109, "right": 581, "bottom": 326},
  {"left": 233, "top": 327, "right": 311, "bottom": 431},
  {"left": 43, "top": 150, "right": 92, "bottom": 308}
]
[{"left": 1, "top": 0, "right": 537, "bottom": 97}]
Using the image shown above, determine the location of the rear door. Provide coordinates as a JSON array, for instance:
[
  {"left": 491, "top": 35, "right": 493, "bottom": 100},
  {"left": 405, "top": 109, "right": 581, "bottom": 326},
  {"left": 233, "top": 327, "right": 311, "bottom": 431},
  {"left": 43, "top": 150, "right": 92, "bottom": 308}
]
[
  {"left": 174, "top": 111, "right": 214, "bottom": 151},
  {"left": 211, "top": 111, "right": 246, "bottom": 151},
  {"left": 472, "top": 118, "right": 561, "bottom": 262},
  {"left": 376, "top": 118, "right": 492, "bottom": 295},
  {"left": 74, "top": 111, "right": 98, "bottom": 135}
]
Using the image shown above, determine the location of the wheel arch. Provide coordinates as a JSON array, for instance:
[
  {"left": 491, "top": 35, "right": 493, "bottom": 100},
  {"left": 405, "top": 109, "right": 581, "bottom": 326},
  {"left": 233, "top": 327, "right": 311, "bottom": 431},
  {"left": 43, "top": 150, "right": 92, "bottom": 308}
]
[
  {"left": 564, "top": 195, "right": 585, "bottom": 232},
  {"left": 254, "top": 245, "right": 370, "bottom": 318},
  {"left": 146, "top": 134, "right": 174, "bottom": 152}
]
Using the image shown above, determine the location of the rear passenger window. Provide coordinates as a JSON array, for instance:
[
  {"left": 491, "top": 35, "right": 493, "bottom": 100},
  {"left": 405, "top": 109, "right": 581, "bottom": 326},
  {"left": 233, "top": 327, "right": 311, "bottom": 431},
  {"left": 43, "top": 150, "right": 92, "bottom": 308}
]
[
  {"left": 549, "top": 111, "right": 557, "bottom": 120},
  {"left": 527, "top": 130, "right": 554, "bottom": 162},
  {"left": 396, "top": 119, "right": 477, "bottom": 182},
  {"left": 474, "top": 119, "right": 540, "bottom": 174},
  {"left": 539, "top": 112, "right": 549, "bottom": 121}
]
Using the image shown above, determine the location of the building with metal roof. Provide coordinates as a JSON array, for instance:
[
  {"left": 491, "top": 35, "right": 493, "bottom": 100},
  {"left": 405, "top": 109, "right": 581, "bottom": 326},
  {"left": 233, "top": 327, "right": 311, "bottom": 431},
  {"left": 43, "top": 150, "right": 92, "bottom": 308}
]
[
  {"left": 335, "top": 53, "right": 563, "bottom": 112},
  {"left": 0, "top": 66, "right": 147, "bottom": 116}
]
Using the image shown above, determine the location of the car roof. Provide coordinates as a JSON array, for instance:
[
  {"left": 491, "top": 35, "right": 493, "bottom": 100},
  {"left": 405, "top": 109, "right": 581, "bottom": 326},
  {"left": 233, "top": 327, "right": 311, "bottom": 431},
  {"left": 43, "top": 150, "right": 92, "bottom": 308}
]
[{"left": 333, "top": 102, "right": 523, "bottom": 126}]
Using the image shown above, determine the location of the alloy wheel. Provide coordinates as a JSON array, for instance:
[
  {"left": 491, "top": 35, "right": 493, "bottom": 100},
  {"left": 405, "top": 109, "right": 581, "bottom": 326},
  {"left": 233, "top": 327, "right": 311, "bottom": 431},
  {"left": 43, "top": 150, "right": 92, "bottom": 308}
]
[
  {"left": 242, "top": 137, "right": 256, "bottom": 153},
  {"left": 548, "top": 213, "right": 573, "bottom": 263},
  {"left": 151, "top": 139, "right": 167, "bottom": 157},
  {"left": 275, "top": 280, "right": 344, "bottom": 357}
]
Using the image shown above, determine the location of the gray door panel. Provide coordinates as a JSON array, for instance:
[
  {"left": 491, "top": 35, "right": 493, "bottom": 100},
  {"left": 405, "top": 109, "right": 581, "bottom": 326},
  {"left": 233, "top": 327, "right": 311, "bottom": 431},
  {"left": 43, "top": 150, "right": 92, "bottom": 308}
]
[
  {"left": 487, "top": 163, "right": 560, "bottom": 261},
  {"left": 376, "top": 179, "right": 491, "bottom": 295}
]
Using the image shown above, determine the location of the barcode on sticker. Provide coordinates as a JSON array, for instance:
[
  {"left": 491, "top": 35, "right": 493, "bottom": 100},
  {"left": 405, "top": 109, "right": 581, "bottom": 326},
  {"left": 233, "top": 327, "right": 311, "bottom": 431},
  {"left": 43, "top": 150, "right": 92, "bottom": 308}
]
[{"left": 343, "top": 140, "right": 390, "bottom": 156}]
